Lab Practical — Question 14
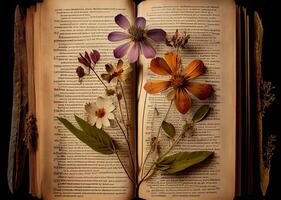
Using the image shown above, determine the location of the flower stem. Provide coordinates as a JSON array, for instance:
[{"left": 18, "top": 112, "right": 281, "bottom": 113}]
[
  {"left": 115, "top": 116, "right": 136, "bottom": 181},
  {"left": 115, "top": 151, "right": 135, "bottom": 184},
  {"left": 138, "top": 162, "right": 156, "bottom": 188},
  {"left": 117, "top": 87, "right": 127, "bottom": 133},
  {"left": 89, "top": 65, "right": 108, "bottom": 89},
  {"left": 119, "top": 81, "right": 130, "bottom": 134},
  {"left": 138, "top": 120, "right": 185, "bottom": 188},
  {"left": 140, "top": 100, "right": 173, "bottom": 178},
  {"left": 158, "top": 130, "right": 184, "bottom": 162}
]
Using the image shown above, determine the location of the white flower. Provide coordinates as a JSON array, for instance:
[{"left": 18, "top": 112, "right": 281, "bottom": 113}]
[{"left": 85, "top": 97, "right": 115, "bottom": 129}]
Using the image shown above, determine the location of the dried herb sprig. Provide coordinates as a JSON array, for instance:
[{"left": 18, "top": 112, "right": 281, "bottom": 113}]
[{"left": 260, "top": 80, "right": 276, "bottom": 116}]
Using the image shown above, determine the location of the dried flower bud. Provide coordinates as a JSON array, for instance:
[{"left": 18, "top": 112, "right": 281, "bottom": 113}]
[
  {"left": 116, "top": 93, "right": 122, "bottom": 100},
  {"left": 166, "top": 29, "right": 190, "bottom": 50},
  {"left": 78, "top": 52, "right": 92, "bottom": 67},
  {"left": 105, "top": 64, "right": 114, "bottom": 73},
  {"left": 90, "top": 50, "right": 100, "bottom": 64},
  {"left": 106, "top": 88, "right": 116, "bottom": 96},
  {"left": 76, "top": 66, "right": 85, "bottom": 78},
  {"left": 150, "top": 137, "right": 157, "bottom": 151},
  {"left": 171, "top": 29, "right": 179, "bottom": 45}
]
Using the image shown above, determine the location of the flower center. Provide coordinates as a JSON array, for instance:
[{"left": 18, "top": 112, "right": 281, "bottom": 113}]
[
  {"left": 170, "top": 75, "right": 187, "bottom": 89},
  {"left": 95, "top": 108, "right": 106, "bottom": 118},
  {"left": 112, "top": 68, "right": 124, "bottom": 78},
  {"left": 128, "top": 25, "right": 145, "bottom": 41}
]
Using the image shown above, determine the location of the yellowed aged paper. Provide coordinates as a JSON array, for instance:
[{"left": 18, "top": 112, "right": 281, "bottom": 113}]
[
  {"left": 137, "top": 0, "right": 236, "bottom": 199},
  {"left": 34, "top": 0, "right": 135, "bottom": 199}
]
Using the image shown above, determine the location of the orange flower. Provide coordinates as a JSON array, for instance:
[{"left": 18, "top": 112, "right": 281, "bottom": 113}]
[{"left": 144, "top": 52, "right": 213, "bottom": 114}]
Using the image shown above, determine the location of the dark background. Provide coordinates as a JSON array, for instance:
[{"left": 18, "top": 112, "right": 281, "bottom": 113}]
[{"left": 1, "top": 0, "right": 280, "bottom": 200}]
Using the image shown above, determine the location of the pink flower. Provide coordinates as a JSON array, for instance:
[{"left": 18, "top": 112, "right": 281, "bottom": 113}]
[
  {"left": 108, "top": 14, "right": 166, "bottom": 63},
  {"left": 78, "top": 51, "right": 91, "bottom": 67},
  {"left": 76, "top": 66, "right": 85, "bottom": 78},
  {"left": 78, "top": 50, "right": 100, "bottom": 67},
  {"left": 90, "top": 50, "right": 100, "bottom": 64}
]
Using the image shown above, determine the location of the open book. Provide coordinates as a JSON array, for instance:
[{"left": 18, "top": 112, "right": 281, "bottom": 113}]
[{"left": 9, "top": 0, "right": 244, "bottom": 199}]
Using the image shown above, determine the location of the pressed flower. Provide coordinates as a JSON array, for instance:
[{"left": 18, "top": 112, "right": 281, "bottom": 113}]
[
  {"left": 78, "top": 50, "right": 100, "bottom": 67},
  {"left": 144, "top": 52, "right": 213, "bottom": 114},
  {"left": 76, "top": 66, "right": 85, "bottom": 79},
  {"left": 78, "top": 51, "right": 91, "bottom": 67},
  {"left": 108, "top": 14, "right": 166, "bottom": 63},
  {"left": 85, "top": 97, "right": 115, "bottom": 129},
  {"left": 166, "top": 29, "right": 190, "bottom": 49},
  {"left": 101, "top": 59, "right": 132, "bottom": 83},
  {"left": 90, "top": 50, "right": 100, "bottom": 64},
  {"left": 105, "top": 88, "right": 116, "bottom": 96}
]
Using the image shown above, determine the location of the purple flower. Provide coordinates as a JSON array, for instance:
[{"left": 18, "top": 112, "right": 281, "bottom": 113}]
[
  {"left": 90, "top": 50, "right": 100, "bottom": 64},
  {"left": 78, "top": 50, "right": 100, "bottom": 67},
  {"left": 108, "top": 14, "right": 166, "bottom": 63},
  {"left": 78, "top": 52, "right": 91, "bottom": 67},
  {"left": 76, "top": 66, "right": 85, "bottom": 78}
]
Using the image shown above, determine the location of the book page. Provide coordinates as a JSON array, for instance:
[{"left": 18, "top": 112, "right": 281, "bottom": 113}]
[
  {"left": 34, "top": 0, "right": 135, "bottom": 199},
  {"left": 137, "top": 0, "right": 236, "bottom": 199},
  {"left": 26, "top": 5, "right": 40, "bottom": 196}
]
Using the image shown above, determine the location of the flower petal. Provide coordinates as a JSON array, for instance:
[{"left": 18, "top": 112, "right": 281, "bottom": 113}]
[
  {"left": 117, "top": 59, "right": 124, "bottom": 69},
  {"left": 90, "top": 50, "right": 100, "bottom": 64},
  {"left": 113, "top": 42, "right": 131, "bottom": 58},
  {"left": 141, "top": 41, "right": 156, "bottom": 59},
  {"left": 76, "top": 66, "right": 85, "bottom": 78},
  {"left": 119, "top": 66, "right": 132, "bottom": 82},
  {"left": 144, "top": 80, "right": 171, "bottom": 94},
  {"left": 103, "top": 98, "right": 113, "bottom": 107},
  {"left": 164, "top": 52, "right": 181, "bottom": 73},
  {"left": 84, "top": 52, "right": 91, "bottom": 63},
  {"left": 150, "top": 57, "right": 172, "bottom": 75},
  {"left": 107, "top": 113, "right": 115, "bottom": 120},
  {"left": 88, "top": 115, "right": 97, "bottom": 125},
  {"left": 115, "top": 14, "right": 130, "bottom": 29},
  {"left": 166, "top": 90, "right": 175, "bottom": 100},
  {"left": 175, "top": 89, "right": 192, "bottom": 114},
  {"left": 129, "top": 42, "right": 140, "bottom": 63},
  {"left": 96, "top": 118, "right": 102, "bottom": 129},
  {"left": 183, "top": 60, "right": 206, "bottom": 80},
  {"left": 96, "top": 97, "right": 104, "bottom": 108},
  {"left": 186, "top": 82, "right": 213, "bottom": 100},
  {"left": 147, "top": 29, "right": 166, "bottom": 42},
  {"left": 135, "top": 17, "right": 146, "bottom": 27},
  {"left": 78, "top": 53, "right": 91, "bottom": 67},
  {"left": 108, "top": 31, "right": 130, "bottom": 42},
  {"left": 85, "top": 102, "right": 97, "bottom": 115},
  {"left": 102, "top": 117, "right": 110, "bottom": 127},
  {"left": 106, "top": 104, "right": 115, "bottom": 113}
]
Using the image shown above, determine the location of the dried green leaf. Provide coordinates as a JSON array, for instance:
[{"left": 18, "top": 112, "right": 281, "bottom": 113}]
[
  {"left": 157, "top": 151, "right": 214, "bottom": 174},
  {"left": 192, "top": 105, "right": 210, "bottom": 123},
  {"left": 161, "top": 121, "right": 175, "bottom": 138},
  {"left": 58, "top": 116, "right": 115, "bottom": 154}
]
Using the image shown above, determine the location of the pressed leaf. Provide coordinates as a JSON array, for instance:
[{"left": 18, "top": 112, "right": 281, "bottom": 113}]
[
  {"left": 192, "top": 105, "right": 210, "bottom": 123},
  {"left": 157, "top": 151, "right": 214, "bottom": 174},
  {"left": 161, "top": 121, "right": 175, "bottom": 138},
  {"left": 58, "top": 116, "right": 115, "bottom": 154}
]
